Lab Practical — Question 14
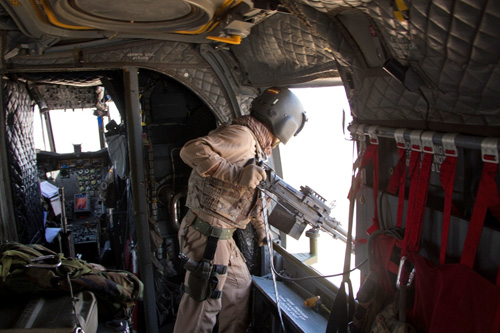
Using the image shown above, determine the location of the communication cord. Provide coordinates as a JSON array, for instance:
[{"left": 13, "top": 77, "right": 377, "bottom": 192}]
[{"left": 261, "top": 189, "right": 286, "bottom": 332}]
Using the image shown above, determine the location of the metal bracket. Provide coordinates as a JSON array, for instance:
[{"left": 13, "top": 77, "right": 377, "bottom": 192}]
[
  {"left": 442, "top": 133, "right": 458, "bottom": 157},
  {"left": 355, "top": 124, "right": 366, "bottom": 139},
  {"left": 394, "top": 128, "right": 406, "bottom": 149},
  {"left": 354, "top": 124, "right": 367, "bottom": 154},
  {"left": 421, "top": 131, "right": 435, "bottom": 154},
  {"left": 481, "top": 138, "right": 499, "bottom": 163},
  {"left": 409, "top": 130, "right": 423, "bottom": 152},
  {"left": 367, "top": 126, "right": 379, "bottom": 145},
  {"left": 349, "top": 123, "right": 358, "bottom": 134}
]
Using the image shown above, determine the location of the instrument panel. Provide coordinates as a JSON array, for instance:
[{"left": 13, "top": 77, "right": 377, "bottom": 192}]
[{"left": 38, "top": 150, "right": 110, "bottom": 259}]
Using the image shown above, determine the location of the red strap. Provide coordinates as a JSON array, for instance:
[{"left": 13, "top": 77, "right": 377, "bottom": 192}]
[
  {"left": 387, "top": 148, "right": 406, "bottom": 195},
  {"left": 387, "top": 148, "right": 407, "bottom": 227},
  {"left": 461, "top": 162, "right": 500, "bottom": 268},
  {"left": 352, "top": 144, "right": 380, "bottom": 234},
  {"left": 350, "top": 145, "right": 377, "bottom": 197},
  {"left": 367, "top": 145, "right": 379, "bottom": 234},
  {"left": 498, "top": 263, "right": 500, "bottom": 287},
  {"left": 404, "top": 149, "right": 421, "bottom": 231},
  {"left": 396, "top": 168, "right": 406, "bottom": 229},
  {"left": 439, "top": 155, "right": 458, "bottom": 265},
  {"left": 402, "top": 150, "right": 433, "bottom": 255}
]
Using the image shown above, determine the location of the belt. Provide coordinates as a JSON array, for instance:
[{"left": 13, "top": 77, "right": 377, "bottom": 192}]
[{"left": 191, "top": 216, "right": 235, "bottom": 240}]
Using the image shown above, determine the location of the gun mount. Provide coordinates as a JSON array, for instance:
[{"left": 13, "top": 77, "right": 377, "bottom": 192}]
[{"left": 257, "top": 163, "right": 348, "bottom": 243}]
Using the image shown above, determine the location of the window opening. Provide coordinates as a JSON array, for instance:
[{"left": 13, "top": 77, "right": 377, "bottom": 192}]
[
  {"left": 279, "top": 86, "right": 359, "bottom": 290},
  {"left": 34, "top": 101, "right": 122, "bottom": 154}
]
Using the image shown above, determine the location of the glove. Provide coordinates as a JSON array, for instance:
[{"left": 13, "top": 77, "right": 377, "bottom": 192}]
[
  {"left": 237, "top": 164, "right": 266, "bottom": 188},
  {"left": 256, "top": 228, "right": 271, "bottom": 247}
]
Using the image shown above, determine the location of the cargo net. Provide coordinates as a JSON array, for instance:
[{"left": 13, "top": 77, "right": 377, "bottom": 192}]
[{"left": 4, "top": 79, "right": 44, "bottom": 243}]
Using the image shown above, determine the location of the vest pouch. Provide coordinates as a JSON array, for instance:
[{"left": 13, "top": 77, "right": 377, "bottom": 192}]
[{"left": 187, "top": 260, "right": 218, "bottom": 302}]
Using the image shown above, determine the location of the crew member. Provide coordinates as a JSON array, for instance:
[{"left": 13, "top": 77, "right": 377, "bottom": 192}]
[{"left": 173, "top": 87, "right": 307, "bottom": 332}]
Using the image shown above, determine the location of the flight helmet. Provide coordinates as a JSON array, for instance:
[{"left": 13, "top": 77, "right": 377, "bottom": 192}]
[{"left": 250, "top": 87, "right": 307, "bottom": 144}]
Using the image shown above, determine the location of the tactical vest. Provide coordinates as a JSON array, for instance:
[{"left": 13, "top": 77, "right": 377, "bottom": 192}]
[
  {"left": 186, "top": 171, "right": 260, "bottom": 228},
  {"left": 185, "top": 124, "right": 268, "bottom": 228}
]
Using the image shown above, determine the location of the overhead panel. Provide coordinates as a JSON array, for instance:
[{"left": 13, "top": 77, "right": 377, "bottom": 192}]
[
  {"left": 51, "top": 0, "right": 216, "bottom": 32},
  {"left": 0, "top": 0, "right": 222, "bottom": 38}
]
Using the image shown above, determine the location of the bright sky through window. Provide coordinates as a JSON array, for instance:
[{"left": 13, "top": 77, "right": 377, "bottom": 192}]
[
  {"left": 34, "top": 103, "right": 121, "bottom": 153},
  {"left": 281, "top": 86, "right": 359, "bottom": 289}
]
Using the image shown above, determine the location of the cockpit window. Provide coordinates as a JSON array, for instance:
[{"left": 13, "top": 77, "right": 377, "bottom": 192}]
[{"left": 34, "top": 102, "right": 121, "bottom": 153}]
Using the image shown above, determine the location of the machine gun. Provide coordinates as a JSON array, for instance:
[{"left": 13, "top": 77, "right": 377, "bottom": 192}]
[{"left": 257, "top": 162, "right": 347, "bottom": 243}]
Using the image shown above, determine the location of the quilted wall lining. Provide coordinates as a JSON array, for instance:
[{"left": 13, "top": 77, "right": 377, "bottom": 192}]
[
  {"left": 8, "top": 40, "right": 235, "bottom": 123},
  {"left": 329, "top": 0, "right": 500, "bottom": 134},
  {"left": 234, "top": 1, "right": 429, "bottom": 128},
  {"left": 4, "top": 0, "right": 500, "bottom": 134},
  {"left": 87, "top": 40, "right": 235, "bottom": 122},
  {"left": 288, "top": 0, "right": 500, "bottom": 134},
  {"left": 285, "top": 4, "right": 431, "bottom": 125},
  {"left": 4, "top": 79, "right": 44, "bottom": 243},
  {"left": 231, "top": 11, "right": 339, "bottom": 87},
  {"left": 409, "top": 0, "right": 500, "bottom": 124}
]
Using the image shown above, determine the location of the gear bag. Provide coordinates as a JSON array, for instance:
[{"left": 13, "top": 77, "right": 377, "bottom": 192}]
[
  {"left": 351, "top": 228, "right": 407, "bottom": 332},
  {"left": 0, "top": 242, "right": 143, "bottom": 321}
]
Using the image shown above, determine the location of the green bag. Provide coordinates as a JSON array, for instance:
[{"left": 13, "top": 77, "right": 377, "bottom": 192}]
[{"left": 0, "top": 242, "right": 143, "bottom": 321}]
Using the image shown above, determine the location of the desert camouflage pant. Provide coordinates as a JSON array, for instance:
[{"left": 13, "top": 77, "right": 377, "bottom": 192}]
[{"left": 173, "top": 212, "right": 252, "bottom": 333}]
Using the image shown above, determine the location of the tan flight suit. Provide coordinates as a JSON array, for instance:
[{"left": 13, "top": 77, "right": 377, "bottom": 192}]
[{"left": 173, "top": 123, "right": 267, "bottom": 333}]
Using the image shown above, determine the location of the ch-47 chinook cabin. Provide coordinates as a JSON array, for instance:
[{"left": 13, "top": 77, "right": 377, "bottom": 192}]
[{"left": 0, "top": 0, "right": 499, "bottom": 332}]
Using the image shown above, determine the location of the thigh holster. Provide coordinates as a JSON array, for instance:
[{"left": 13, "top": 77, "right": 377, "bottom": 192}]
[{"left": 180, "top": 215, "right": 234, "bottom": 301}]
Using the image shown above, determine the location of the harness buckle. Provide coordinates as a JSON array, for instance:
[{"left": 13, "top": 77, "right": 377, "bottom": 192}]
[
  {"left": 421, "top": 131, "right": 435, "bottom": 154},
  {"left": 481, "top": 138, "right": 499, "bottom": 164},
  {"left": 409, "top": 130, "right": 423, "bottom": 152},
  {"left": 442, "top": 133, "right": 458, "bottom": 157},
  {"left": 394, "top": 128, "right": 406, "bottom": 149},
  {"left": 367, "top": 126, "right": 379, "bottom": 145}
]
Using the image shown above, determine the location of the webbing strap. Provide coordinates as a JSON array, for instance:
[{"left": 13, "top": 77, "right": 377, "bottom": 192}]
[
  {"left": 396, "top": 155, "right": 407, "bottom": 229},
  {"left": 352, "top": 144, "right": 380, "bottom": 234},
  {"left": 460, "top": 162, "right": 500, "bottom": 271},
  {"left": 402, "top": 150, "right": 433, "bottom": 256},
  {"left": 411, "top": 151, "right": 432, "bottom": 248},
  {"left": 326, "top": 280, "right": 354, "bottom": 333},
  {"left": 190, "top": 215, "right": 235, "bottom": 262},
  {"left": 326, "top": 171, "right": 358, "bottom": 333},
  {"left": 439, "top": 155, "right": 458, "bottom": 265},
  {"left": 203, "top": 236, "right": 219, "bottom": 262},
  {"left": 387, "top": 148, "right": 407, "bottom": 228},
  {"left": 404, "top": 149, "right": 420, "bottom": 232},
  {"left": 191, "top": 216, "right": 234, "bottom": 240},
  {"left": 368, "top": 145, "right": 379, "bottom": 233}
]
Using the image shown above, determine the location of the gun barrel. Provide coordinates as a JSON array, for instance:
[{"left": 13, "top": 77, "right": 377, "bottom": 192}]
[{"left": 321, "top": 217, "right": 348, "bottom": 243}]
